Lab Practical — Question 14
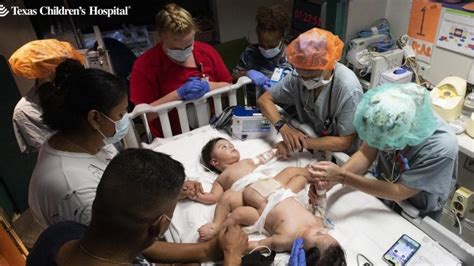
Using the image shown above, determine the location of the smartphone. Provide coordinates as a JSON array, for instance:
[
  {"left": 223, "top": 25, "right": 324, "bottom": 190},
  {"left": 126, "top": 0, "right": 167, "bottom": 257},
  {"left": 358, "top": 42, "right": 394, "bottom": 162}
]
[{"left": 383, "top": 234, "right": 421, "bottom": 266}]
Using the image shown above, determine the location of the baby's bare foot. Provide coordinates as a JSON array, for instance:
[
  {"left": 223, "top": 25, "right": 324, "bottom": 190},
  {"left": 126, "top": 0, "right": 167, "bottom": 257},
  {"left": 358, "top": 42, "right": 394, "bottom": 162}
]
[{"left": 198, "top": 223, "right": 217, "bottom": 241}]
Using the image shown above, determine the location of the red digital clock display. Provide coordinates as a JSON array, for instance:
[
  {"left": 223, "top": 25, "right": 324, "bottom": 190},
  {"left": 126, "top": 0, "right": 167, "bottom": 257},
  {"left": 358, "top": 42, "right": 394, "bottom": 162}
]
[
  {"left": 291, "top": 0, "right": 322, "bottom": 33},
  {"left": 293, "top": 9, "right": 321, "bottom": 27}
]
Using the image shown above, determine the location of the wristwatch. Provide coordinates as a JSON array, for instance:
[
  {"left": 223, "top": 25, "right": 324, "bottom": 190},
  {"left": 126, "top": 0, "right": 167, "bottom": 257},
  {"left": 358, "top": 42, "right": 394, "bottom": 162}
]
[{"left": 274, "top": 119, "right": 286, "bottom": 132}]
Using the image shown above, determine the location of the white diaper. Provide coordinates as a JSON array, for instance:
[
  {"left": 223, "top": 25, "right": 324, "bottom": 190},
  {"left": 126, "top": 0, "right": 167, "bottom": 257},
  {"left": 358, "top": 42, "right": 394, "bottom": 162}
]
[
  {"left": 231, "top": 171, "right": 270, "bottom": 192},
  {"left": 244, "top": 188, "right": 296, "bottom": 235}
]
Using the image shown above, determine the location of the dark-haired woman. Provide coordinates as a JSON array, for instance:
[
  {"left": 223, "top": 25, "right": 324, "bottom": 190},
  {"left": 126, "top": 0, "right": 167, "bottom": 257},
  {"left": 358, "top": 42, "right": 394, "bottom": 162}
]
[
  {"left": 232, "top": 5, "right": 292, "bottom": 91},
  {"left": 28, "top": 64, "right": 129, "bottom": 228}
]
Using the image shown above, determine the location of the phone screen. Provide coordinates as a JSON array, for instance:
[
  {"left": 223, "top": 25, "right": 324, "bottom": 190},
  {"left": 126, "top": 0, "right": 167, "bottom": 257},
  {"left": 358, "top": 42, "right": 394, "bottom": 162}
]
[{"left": 383, "top": 234, "right": 421, "bottom": 265}]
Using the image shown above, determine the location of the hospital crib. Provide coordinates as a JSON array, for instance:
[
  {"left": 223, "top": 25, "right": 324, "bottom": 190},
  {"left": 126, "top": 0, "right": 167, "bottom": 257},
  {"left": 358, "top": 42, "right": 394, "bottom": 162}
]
[
  {"left": 123, "top": 76, "right": 474, "bottom": 265},
  {"left": 123, "top": 76, "right": 252, "bottom": 148}
]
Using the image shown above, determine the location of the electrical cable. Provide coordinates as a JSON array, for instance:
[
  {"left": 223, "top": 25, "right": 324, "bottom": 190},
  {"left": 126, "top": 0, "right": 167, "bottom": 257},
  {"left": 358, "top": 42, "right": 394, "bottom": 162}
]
[
  {"left": 451, "top": 209, "right": 463, "bottom": 235},
  {"left": 356, "top": 253, "right": 373, "bottom": 266},
  {"left": 397, "top": 35, "right": 422, "bottom": 84}
]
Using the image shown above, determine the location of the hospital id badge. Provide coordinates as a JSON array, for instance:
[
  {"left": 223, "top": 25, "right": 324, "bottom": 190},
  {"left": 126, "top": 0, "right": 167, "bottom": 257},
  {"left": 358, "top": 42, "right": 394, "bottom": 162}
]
[{"left": 270, "top": 67, "right": 284, "bottom": 83}]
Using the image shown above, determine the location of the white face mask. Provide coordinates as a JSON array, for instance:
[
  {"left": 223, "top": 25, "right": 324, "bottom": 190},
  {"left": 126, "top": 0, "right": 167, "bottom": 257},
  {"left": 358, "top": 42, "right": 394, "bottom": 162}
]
[
  {"left": 166, "top": 44, "right": 193, "bottom": 62},
  {"left": 259, "top": 42, "right": 281, "bottom": 58},
  {"left": 301, "top": 74, "right": 333, "bottom": 90},
  {"left": 97, "top": 113, "right": 130, "bottom": 145}
]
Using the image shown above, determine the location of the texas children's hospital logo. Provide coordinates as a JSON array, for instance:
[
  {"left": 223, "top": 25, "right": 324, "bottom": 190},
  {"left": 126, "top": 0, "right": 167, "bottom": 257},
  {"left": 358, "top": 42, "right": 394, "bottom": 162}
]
[
  {"left": 0, "top": 4, "right": 131, "bottom": 17},
  {"left": 0, "top": 5, "right": 10, "bottom": 17}
]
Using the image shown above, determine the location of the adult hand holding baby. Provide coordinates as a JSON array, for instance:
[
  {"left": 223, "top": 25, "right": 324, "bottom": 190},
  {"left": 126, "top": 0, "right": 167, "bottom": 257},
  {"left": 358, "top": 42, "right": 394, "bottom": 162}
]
[
  {"left": 180, "top": 180, "right": 204, "bottom": 200},
  {"left": 218, "top": 225, "right": 248, "bottom": 265},
  {"left": 279, "top": 124, "right": 307, "bottom": 153},
  {"left": 275, "top": 141, "right": 290, "bottom": 159},
  {"left": 307, "top": 161, "right": 346, "bottom": 205},
  {"left": 307, "top": 161, "right": 347, "bottom": 184}
]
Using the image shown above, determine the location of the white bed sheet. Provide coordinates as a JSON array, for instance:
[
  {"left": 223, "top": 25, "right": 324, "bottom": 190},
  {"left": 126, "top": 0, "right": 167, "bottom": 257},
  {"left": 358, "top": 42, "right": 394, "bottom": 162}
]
[{"left": 154, "top": 125, "right": 461, "bottom": 266}]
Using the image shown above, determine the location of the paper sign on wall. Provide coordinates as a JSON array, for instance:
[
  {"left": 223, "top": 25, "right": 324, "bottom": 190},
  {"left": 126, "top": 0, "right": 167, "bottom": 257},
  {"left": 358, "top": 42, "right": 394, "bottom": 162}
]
[
  {"left": 436, "top": 8, "right": 474, "bottom": 58},
  {"left": 408, "top": 0, "right": 442, "bottom": 43},
  {"left": 408, "top": 38, "right": 433, "bottom": 64},
  {"left": 407, "top": 0, "right": 442, "bottom": 63}
]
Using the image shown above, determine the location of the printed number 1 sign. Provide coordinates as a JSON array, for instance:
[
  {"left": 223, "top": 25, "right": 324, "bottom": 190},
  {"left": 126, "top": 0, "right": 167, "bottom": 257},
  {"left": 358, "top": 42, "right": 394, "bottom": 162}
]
[{"left": 408, "top": 0, "right": 442, "bottom": 43}]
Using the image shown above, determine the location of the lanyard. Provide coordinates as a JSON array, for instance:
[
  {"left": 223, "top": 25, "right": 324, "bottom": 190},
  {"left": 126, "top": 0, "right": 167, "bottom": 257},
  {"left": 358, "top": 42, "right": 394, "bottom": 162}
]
[{"left": 197, "top": 62, "right": 208, "bottom": 80}]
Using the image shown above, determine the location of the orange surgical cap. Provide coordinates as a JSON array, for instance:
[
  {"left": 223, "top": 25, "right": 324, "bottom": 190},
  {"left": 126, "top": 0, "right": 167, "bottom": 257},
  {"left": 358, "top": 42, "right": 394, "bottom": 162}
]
[
  {"left": 9, "top": 39, "right": 85, "bottom": 79},
  {"left": 286, "top": 28, "right": 343, "bottom": 71}
]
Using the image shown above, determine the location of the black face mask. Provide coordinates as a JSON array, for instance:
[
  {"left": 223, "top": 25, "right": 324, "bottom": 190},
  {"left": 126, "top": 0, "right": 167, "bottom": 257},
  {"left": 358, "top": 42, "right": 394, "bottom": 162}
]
[{"left": 241, "top": 250, "right": 276, "bottom": 266}]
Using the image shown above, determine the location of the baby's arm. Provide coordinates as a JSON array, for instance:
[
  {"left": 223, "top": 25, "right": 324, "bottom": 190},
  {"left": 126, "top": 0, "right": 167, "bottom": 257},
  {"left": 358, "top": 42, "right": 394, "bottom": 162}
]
[
  {"left": 248, "top": 234, "right": 293, "bottom": 253},
  {"left": 194, "top": 178, "right": 225, "bottom": 205}
]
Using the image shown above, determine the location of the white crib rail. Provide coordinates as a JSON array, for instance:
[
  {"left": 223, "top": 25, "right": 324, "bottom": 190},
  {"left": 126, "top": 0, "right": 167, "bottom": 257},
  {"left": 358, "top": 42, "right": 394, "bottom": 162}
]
[{"left": 123, "top": 76, "right": 252, "bottom": 148}]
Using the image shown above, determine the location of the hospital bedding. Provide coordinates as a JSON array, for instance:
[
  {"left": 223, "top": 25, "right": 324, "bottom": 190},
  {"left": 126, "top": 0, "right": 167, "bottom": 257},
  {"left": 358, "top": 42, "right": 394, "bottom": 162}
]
[{"left": 154, "top": 125, "right": 461, "bottom": 265}]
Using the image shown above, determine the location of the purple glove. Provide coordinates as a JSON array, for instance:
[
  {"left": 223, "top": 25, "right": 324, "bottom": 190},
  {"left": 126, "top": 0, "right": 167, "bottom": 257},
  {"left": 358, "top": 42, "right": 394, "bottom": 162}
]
[
  {"left": 247, "top": 69, "right": 269, "bottom": 87},
  {"left": 177, "top": 77, "right": 210, "bottom": 100},
  {"left": 262, "top": 79, "right": 273, "bottom": 91},
  {"left": 289, "top": 237, "right": 306, "bottom": 266}
]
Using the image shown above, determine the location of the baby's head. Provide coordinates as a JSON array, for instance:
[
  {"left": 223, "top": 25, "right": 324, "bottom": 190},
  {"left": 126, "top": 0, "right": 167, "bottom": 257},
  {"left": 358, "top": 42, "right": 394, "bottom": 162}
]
[
  {"left": 301, "top": 227, "right": 346, "bottom": 265},
  {"left": 201, "top": 138, "right": 240, "bottom": 173}
]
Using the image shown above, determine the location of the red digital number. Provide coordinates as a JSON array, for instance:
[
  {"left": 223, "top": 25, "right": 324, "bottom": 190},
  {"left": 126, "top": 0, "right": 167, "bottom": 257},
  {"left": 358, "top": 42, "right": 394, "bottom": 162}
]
[{"left": 294, "top": 9, "right": 320, "bottom": 26}]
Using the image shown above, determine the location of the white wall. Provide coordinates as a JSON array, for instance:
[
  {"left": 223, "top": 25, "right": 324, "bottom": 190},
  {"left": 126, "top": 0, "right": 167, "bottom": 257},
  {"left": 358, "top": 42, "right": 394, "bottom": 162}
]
[
  {"left": 345, "top": 0, "right": 388, "bottom": 42},
  {"left": 212, "top": 0, "right": 293, "bottom": 43},
  {"left": 384, "top": 0, "right": 410, "bottom": 41}
]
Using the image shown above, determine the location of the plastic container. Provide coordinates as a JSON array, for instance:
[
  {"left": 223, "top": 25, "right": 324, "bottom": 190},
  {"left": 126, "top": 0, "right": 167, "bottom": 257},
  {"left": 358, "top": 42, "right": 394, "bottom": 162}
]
[{"left": 431, "top": 76, "right": 467, "bottom": 122}]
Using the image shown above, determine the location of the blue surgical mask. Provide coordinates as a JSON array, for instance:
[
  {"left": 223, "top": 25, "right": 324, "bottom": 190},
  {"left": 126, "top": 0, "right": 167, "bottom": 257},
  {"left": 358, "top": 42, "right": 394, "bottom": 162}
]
[
  {"left": 97, "top": 113, "right": 130, "bottom": 145},
  {"left": 259, "top": 42, "right": 281, "bottom": 58},
  {"left": 166, "top": 44, "right": 193, "bottom": 62}
]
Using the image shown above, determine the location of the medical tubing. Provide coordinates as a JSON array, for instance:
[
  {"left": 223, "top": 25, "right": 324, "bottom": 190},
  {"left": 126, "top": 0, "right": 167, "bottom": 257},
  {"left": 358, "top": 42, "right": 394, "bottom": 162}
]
[
  {"left": 397, "top": 34, "right": 421, "bottom": 84},
  {"left": 352, "top": 18, "right": 391, "bottom": 39},
  {"left": 247, "top": 246, "right": 272, "bottom": 257},
  {"left": 350, "top": 18, "right": 394, "bottom": 52},
  {"left": 369, "top": 38, "right": 395, "bottom": 52}
]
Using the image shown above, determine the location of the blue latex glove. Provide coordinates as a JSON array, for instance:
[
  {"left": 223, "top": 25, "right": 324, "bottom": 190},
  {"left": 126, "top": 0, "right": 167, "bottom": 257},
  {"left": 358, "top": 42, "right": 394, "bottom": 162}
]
[
  {"left": 262, "top": 79, "right": 273, "bottom": 91},
  {"left": 289, "top": 238, "right": 306, "bottom": 266},
  {"left": 177, "top": 77, "right": 210, "bottom": 100},
  {"left": 247, "top": 69, "right": 269, "bottom": 87}
]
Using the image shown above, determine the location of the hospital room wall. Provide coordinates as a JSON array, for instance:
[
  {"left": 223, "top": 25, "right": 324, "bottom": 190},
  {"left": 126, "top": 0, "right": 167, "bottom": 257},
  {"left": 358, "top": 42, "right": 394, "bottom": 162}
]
[
  {"left": 211, "top": 0, "right": 293, "bottom": 43},
  {"left": 345, "top": 0, "right": 388, "bottom": 42}
]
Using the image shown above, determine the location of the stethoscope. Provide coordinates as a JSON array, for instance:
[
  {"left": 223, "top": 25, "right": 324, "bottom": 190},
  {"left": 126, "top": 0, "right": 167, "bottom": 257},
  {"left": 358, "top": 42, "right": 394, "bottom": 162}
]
[
  {"left": 321, "top": 78, "right": 335, "bottom": 136},
  {"left": 378, "top": 149, "right": 411, "bottom": 183}
]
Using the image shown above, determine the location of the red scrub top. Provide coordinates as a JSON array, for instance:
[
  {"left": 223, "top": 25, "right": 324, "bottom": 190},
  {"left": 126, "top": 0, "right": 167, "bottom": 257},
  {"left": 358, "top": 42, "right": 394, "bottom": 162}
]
[{"left": 130, "top": 41, "right": 232, "bottom": 137}]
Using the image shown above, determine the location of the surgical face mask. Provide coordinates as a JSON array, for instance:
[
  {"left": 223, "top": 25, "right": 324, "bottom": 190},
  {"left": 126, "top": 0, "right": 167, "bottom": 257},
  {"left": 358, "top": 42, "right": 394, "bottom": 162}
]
[
  {"left": 97, "top": 113, "right": 130, "bottom": 145},
  {"left": 157, "top": 215, "right": 172, "bottom": 239},
  {"left": 259, "top": 42, "right": 281, "bottom": 58},
  {"left": 165, "top": 44, "right": 193, "bottom": 62},
  {"left": 301, "top": 74, "right": 333, "bottom": 90}
]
